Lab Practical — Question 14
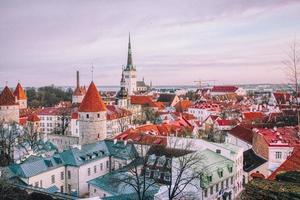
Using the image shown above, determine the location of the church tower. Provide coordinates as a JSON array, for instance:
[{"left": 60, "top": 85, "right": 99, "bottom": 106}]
[
  {"left": 123, "top": 34, "right": 137, "bottom": 95},
  {"left": 13, "top": 82, "right": 27, "bottom": 109},
  {"left": 0, "top": 86, "right": 19, "bottom": 122},
  {"left": 116, "top": 69, "right": 129, "bottom": 108},
  {"left": 78, "top": 81, "right": 107, "bottom": 145}
]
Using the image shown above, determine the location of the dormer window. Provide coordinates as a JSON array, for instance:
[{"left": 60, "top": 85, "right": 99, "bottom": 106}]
[
  {"left": 218, "top": 169, "right": 223, "bottom": 178},
  {"left": 164, "top": 172, "right": 171, "bottom": 181},
  {"left": 207, "top": 175, "right": 212, "bottom": 182}
]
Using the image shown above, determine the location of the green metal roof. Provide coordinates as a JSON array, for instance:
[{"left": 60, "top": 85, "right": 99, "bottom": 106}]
[{"left": 88, "top": 171, "right": 159, "bottom": 197}]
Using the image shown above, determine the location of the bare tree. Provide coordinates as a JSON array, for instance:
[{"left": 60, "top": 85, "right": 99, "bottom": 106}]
[
  {"left": 0, "top": 121, "right": 22, "bottom": 166},
  {"left": 166, "top": 138, "right": 204, "bottom": 200},
  {"left": 283, "top": 38, "right": 300, "bottom": 101},
  {"left": 53, "top": 108, "right": 71, "bottom": 135},
  {"left": 112, "top": 140, "right": 157, "bottom": 200},
  {"left": 117, "top": 116, "right": 130, "bottom": 133}
]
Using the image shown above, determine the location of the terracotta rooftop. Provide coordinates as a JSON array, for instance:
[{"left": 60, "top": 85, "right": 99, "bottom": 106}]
[
  {"left": 13, "top": 83, "right": 27, "bottom": 100},
  {"left": 243, "top": 112, "right": 265, "bottom": 121},
  {"left": 268, "top": 148, "right": 300, "bottom": 180},
  {"left": 254, "top": 127, "right": 300, "bottom": 147},
  {"left": 174, "top": 100, "right": 192, "bottom": 112},
  {"left": 0, "top": 86, "right": 17, "bottom": 106},
  {"left": 211, "top": 86, "right": 238, "bottom": 93},
  {"left": 229, "top": 125, "right": 254, "bottom": 144},
  {"left": 273, "top": 92, "right": 291, "bottom": 105},
  {"left": 27, "top": 114, "right": 40, "bottom": 122},
  {"left": 78, "top": 82, "right": 106, "bottom": 112}
]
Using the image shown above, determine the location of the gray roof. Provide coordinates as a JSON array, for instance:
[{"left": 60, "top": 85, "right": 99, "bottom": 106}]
[{"left": 8, "top": 140, "right": 138, "bottom": 178}]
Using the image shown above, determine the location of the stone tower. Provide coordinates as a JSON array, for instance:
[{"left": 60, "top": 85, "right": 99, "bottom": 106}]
[
  {"left": 78, "top": 81, "right": 107, "bottom": 144},
  {"left": 116, "top": 70, "right": 129, "bottom": 108},
  {"left": 0, "top": 86, "right": 19, "bottom": 122},
  {"left": 13, "top": 82, "right": 27, "bottom": 109},
  {"left": 72, "top": 71, "right": 86, "bottom": 104},
  {"left": 123, "top": 34, "right": 137, "bottom": 95}
]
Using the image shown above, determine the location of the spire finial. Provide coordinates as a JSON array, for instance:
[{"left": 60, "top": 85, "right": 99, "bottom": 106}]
[{"left": 91, "top": 64, "right": 94, "bottom": 81}]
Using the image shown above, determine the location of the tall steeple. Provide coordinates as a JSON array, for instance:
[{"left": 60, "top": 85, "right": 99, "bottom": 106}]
[{"left": 126, "top": 33, "right": 134, "bottom": 71}]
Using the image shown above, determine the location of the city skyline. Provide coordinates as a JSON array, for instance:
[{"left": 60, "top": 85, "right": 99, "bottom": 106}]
[{"left": 1, "top": 0, "right": 300, "bottom": 87}]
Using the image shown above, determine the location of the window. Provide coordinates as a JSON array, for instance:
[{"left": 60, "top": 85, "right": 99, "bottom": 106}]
[
  {"left": 164, "top": 172, "right": 171, "bottom": 181},
  {"left": 275, "top": 152, "right": 282, "bottom": 159},
  {"left": 221, "top": 181, "right": 224, "bottom": 190},
  {"left": 40, "top": 180, "right": 43, "bottom": 187},
  {"left": 119, "top": 163, "right": 122, "bottom": 169},
  {"left": 100, "top": 163, "right": 103, "bottom": 171},
  {"left": 218, "top": 170, "right": 223, "bottom": 178},
  {"left": 68, "top": 170, "right": 71, "bottom": 179},
  {"left": 154, "top": 170, "right": 160, "bottom": 178},
  {"left": 226, "top": 179, "right": 229, "bottom": 187},
  {"left": 228, "top": 166, "right": 233, "bottom": 173},
  {"left": 61, "top": 171, "right": 64, "bottom": 180},
  {"left": 103, "top": 193, "right": 106, "bottom": 197},
  {"left": 106, "top": 160, "right": 109, "bottom": 169},
  {"left": 60, "top": 186, "right": 64, "bottom": 193},
  {"left": 145, "top": 170, "right": 151, "bottom": 178},
  {"left": 94, "top": 165, "right": 97, "bottom": 173},
  {"left": 34, "top": 182, "right": 39, "bottom": 187},
  {"left": 86, "top": 114, "right": 89, "bottom": 119},
  {"left": 230, "top": 177, "right": 233, "bottom": 185},
  {"left": 68, "top": 184, "right": 71, "bottom": 193},
  {"left": 51, "top": 175, "right": 55, "bottom": 184},
  {"left": 97, "top": 113, "right": 100, "bottom": 118},
  {"left": 216, "top": 149, "right": 221, "bottom": 154},
  {"left": 208, "top": 175, "right": 212, "bottom": 182},
  {"left": 94, "top": 189, "right": 97, "bottom": 193},
  {"left": 210, "top": 186, "right": 213, "bottom": 195},
  {"left": 204, "top": 189, "right": 208, "bottom": 197},
  {"left": 216, "top": 183, "right": 219, "bottom": 192},
  {"left": 88, "top": 168, "right": 91, "bottom": 176}
]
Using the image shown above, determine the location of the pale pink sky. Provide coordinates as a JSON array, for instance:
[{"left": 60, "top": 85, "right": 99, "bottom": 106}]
[{"left": 0, "top": 0, "right": 300, "bottom": 87}]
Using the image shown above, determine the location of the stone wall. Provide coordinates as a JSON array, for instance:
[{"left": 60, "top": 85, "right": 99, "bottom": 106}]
[{"left": 0, "top": 105, "right": 19, "bottom": 122}]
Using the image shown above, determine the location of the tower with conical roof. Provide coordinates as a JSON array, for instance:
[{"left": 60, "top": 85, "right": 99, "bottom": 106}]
[
  {"left": 72, "top": 71, "right": 86, "bottom": 104},
  {"left": 0, "top": 86, "right": 19, "bottom": 122},
  {"left": 123, "top": 33, "right": 137, "bottom": 95},
  {"left": 116, "top": 69, "right": 129, "bottom": 108},
  {"left": 13, "top": 82, "right": 27, "bottom": 109},
  {"left": 78, "top": 81, "right": 107, "bottom": 144}
]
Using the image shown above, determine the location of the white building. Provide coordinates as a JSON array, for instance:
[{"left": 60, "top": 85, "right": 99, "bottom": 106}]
[
  {"left": 188, "top": 103, "right": 220, "bottom": 122},
  {"left": 123, "top": 34, "right": 137, "bottom": 96}
]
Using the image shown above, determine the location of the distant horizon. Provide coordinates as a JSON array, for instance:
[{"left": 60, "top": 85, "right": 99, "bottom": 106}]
[{"left": 1, "top": 0, "right": 300, "bottom": 86}]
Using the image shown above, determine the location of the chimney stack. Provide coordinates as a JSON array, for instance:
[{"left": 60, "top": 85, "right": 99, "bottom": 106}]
[{"left": 76, "top": 71, "right": 80, "bottom": 88}]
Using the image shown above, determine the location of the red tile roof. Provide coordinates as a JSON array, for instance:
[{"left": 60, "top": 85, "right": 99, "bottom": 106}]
[
  {"left": 175, "top": 100, "right": 192, "bottom": 112},
  {"left": 130, "top": 95, "right": 162, "bottom": 108},
  {"left": 78, "top": 82, "right": 106, "bottom": 112},
  {"left": 243, "top": 112, "right": 265, "bottom": 121},
  {"left": 27, "top": 114, "right": 40, "bottom": 122},
  {"left": 114, "top": 122, "right": 193, "bottom": 146},
  {"left": 268, "top": 148, "right": 300, "bottom": 180},
  {"left": 229, "top": 125, "right": 254, "bottom": 144},
  {"left": 71, "top": 112, "right": 79, "bottom": 119},
  {"left": 255, "top": 127, "right": 300, "bottom": 147},
  {"left": 211, "top": 86, "right": 238, "bottom": 93},
  {"left": 251, "top": 172, "right": 265, "bottom": 179},
  {"left": 13, "top": 83, "right": 27, "bottom": 100},
  {"left": 73, "top": 86, "right": 86, "bottom": 96},
  {"left": 0, "top": 86, "right": 17, "bottom": 106},
  {"left": 106, "top": 105, "right": 132, "bottom": 120},
  {"left": 216, "top": 119, "right": 236, "bottom": 126},
  {"left": 273, "top": 92, "right": 291, "bottom": 105},
  {"left": 37, "top": 107, "right": 72, "bottom": 116}
]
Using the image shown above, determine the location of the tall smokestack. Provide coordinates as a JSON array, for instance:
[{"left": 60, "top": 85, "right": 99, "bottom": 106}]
[{"left": 76, "top": 71, "right": 79, "bottom": 88}]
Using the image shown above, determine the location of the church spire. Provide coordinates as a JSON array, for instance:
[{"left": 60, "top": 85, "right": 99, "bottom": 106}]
[{"left": 126, "top": 33, "right": 134, "bottom": 71}]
